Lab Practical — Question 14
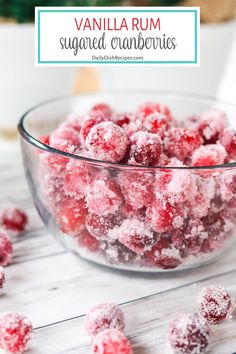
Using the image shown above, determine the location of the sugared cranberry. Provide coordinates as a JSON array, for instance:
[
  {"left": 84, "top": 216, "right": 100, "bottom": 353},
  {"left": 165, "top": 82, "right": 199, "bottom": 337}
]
[
  {"left": 39, "top": 134, "right": 50, "bottom": 146},
  {"left": 103, "top": 240, "right": 137, "bottom": 265},
  {"left": 198, "top": 109, "right": 228, "bottom": 144},
  {"left": 0, "top": 229, "right": 13, "bottom": 266},
  {"left": 76, "top": 230, "right": 100, "bottom": 252},
  {"left": 154, "top": 158, "right": 194, "bottom": 204},
  {"left": 109, "top": 219, "right": 155, "bottom": 254},
  {"left": 142, "top": 112, "right": 170, "bottom": 136},
  {"left": 191, "top": 144, "right": 227, "bottom": 166},
  {"left": 172, "top": 220, "right": 208, "bottom": 256},
  {"left": 0, "top": 313, "right": 33, "bottom": 354},
  {"left": 0, "top": 207, "right": 28, "bottom": 235},
  {"left": 56, "top": 197, "right": 87, "bottom": 235},
  {"left": 0, "top": 266, "right": 5, "bottom": 294},
  {"left": 85, "top": 303, "right": 125, "bottom": 338},
  {"left": 198, "top": 286, "right": 234, "bottom": 324},
  {"left": 145, "top": 237, "right": 182, "bottom": 269},
  {"left": 187, "top": 175, "right": 215, "bottom": 219},
  {"left": 129, "top": 131, "right": 162, "bottom": 166},
  {"left": 40, "top": 139, "right": 74, "bottom": 174},
  {"left": 219, "top": 127, "right": 236, "bottom": 161},
  {"left": 146, "top": 199, "right": 184, "bottom": 233},
  {"left": 118, "top": 171, "right": 154, "bottom": 210},
  {"left": 86, "top": 213, "right": 122, "bottom": 240},
  {"left": 202, "top": 209, "right": 234, "bottom": 242},
  {"left": 112, "top": 113, "right": 133, "bottom": 127},
  {"left": 86, "top": 179, "right": 123, "bottom": 216},
  {"left": 137, "top": 102, "right": 172, "bottom": 121},
  {"left": 86, "top": 122, "right": 129, "bottom": 163},
  {"left": 81, "top": 111, "right": 109, "bottom": 141},
  {"left": 92, "top": 329, "right": 132, "bottom": 354},
  {"left": 50, "top": 124, "right": 81, "bottom": 147},
  {"left": 168, "top": 313, "right": 212, "bottom": 354},
  {"left": 164, "top": 127, "right": 203, "bottom": 162},
  {"left": 64, "top": 160, "right": 97, "bottom": 200},
  {"left": 90, "top": 103, "right": 112, "bottom": 118}
]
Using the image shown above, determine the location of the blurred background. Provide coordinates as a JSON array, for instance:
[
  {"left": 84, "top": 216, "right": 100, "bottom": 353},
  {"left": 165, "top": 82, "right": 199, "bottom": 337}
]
[{"left": 0, "top": 0, "right": 236, "bottom": 156}]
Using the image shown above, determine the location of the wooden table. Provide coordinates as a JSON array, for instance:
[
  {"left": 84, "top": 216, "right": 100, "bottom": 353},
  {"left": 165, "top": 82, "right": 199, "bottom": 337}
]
[{"left": 1, "top": 158, "right": 236, "bottom": 353}]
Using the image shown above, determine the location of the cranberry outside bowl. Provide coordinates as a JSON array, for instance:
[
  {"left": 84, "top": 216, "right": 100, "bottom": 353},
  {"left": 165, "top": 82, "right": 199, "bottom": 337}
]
[{"left": 18, "top": 91, "right": 236, "bottom": 272}]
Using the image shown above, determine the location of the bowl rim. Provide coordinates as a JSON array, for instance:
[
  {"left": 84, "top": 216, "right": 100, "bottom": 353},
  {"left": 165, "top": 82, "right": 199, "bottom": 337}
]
[{"left": 18, "top": 89, "right": 236, "bottom": 171}]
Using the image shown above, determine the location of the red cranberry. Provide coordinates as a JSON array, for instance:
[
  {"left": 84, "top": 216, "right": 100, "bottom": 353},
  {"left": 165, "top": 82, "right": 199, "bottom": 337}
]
[
  {"left": 198, "top": 286, "right": 234, "bottom": 324},
  {"left": 219, "top": 127, "right": 236, "bottom": 161},
  {"left": 81, "top": 111, "right": 109, "bottom": 141},
  {"left": 145, "top": 237, "right": 182, "bottom": 269},
  {"left": 0, "top": 229, "right": 13, "bottom": 266},
  {"left": 92, "top": 329, "right": 133, "bottom": 354},
  {"left": 168, "top": 313, "right": 212, "bottom": 354},
  {"left": 0, "top": 313, "right": 33, "bottom": 354},
  {"left": 86, "top": 178, "right": 123, "bottom": 216},
  {"left": 86, "top": 213, "right": 122, "bottom": 240},
  {"left": 56, "top": 197, "right": 87, "bottom": 235},
  {"left": 146, "top": 199, "right": 184, "bottom": 233},
  {"left": 118, "top": 171, "right": 154, "bottom": 210},
  {"left": 198, "top": 109, "right": 228, "bottom": 144},
  {"left": 164, "top": 127, "right": 203, "bottom": 162},
  {"left": 0, "top": 207, "right": 28, "bottom": 234},
  {"left": 85, "top": 303, "right": 125, "bottom": 338},
  {"left": 191, "top": 144, "right": 227, "bottom": 167},
  {"left": 86, "top": 122, "right": 129, "bottom": 163},
  {"left": 108, "top": 219, "right": 155, "bottom": 254},
  {"left": 129, "top": 131, "right": 162, "bottom": 166}
]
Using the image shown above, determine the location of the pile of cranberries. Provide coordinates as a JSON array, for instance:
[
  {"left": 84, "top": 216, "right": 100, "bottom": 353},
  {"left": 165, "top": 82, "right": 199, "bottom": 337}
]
[
  {"left": 83, "top": 285, "right": 234, "bottom": 354},
  {"left": 38, "top": 102, "right": 236, "bottom": 270}
]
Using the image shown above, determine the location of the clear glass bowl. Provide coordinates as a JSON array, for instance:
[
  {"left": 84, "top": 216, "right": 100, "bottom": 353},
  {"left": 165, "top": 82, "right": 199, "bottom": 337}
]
[{"left": 18, "top": 91, "right": 236, "bottom": 272}]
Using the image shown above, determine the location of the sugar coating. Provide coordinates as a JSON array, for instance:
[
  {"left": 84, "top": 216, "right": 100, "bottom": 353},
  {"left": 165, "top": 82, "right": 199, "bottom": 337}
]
[
  {"left": 0, "top": 313, "right": 33, "bottom": 354},
  {"left": 146, "top": 237, "right": 182, "bottom": 269},
  {"left": 86, "top": 213, "right": 121, "bottom": 240},
  {"left": 154, "top": 158, "right": 193, "bottom": 205},
  {"left": 90, "top": 103, "right": 113, "bottom": 118},
  {"left": 108, "top": 219, "right": 155, "bottom": 254},
  {"left": 137, "top": 101, "right": 172, "bottom": 121},
  {"left": 118, "top": 171, "right": 154, "bottom": 210},
  {"left": 112, "top": 113, "right": 133, "bottom": 127},
  {"left": 164, "top": 127, "right": 203, "bottom": 162},
  {"left": 129, "top": 131, "right": 162, "bottom": 166},
  {"left": 92, "top": 329, "right": 133, "bottom": 354},
  {"left": 191, "top": 144, "right": 227, "bottom": 167},
  {"left": 219, "top": 127, "right": 236, "bottom": 161},
  {"left": 198, "top": 109, "right": 228, "bottom": 144},
  {"left": 86, "top": 122, "right": 129, "bottom": 163},
  {"left": 0, "top": 228, "right": 13, "bottom": 266},
  {"left": 86, "top": 179, "right": 123, "bottom": 216},
  {"left": 64, "top": 160, "right": 97, "bottom": 200},
  {"left": 168, "top": 313, "right": 212, "bottom": 354},
  {"left": 38, "top": 101, "right": 236, "bottom": 270},
  {"left": 56, "top": 197, "right": 87, "bottom": 235},
  {"left": 81, "top": 110, "right": 109, "bottom": 141},
  {"left": 50, "top": 124, "right": 81, "bottom": 147},
  {"left": 0, "top": 266, "right": 5, "bottom": 294},
  {"left": 0, "top": 207, "right": 28, "bottom": 235},
  {"left": 198, "top": 286, "right": 234, "bottom": 324},
  {"left": 85, "top": 303, "right": 125, "bottom": 338},
  {"left": 146, "top": 199, "right": 184, "bottom": 233},
  {"left": 142, "top": 111, "right": 170, "bottom": 136}
]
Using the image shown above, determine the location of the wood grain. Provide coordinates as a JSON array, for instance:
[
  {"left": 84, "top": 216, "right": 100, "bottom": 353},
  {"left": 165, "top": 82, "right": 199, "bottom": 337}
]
[
  {"left": 31, "top": 269, "right": 236, "bottom": 353},
  {"left": 1, "top": 160, "right": 236, "bottom": 352}
]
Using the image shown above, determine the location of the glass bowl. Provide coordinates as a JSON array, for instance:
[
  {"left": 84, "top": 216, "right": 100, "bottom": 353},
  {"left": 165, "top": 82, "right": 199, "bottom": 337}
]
[{"left": 18, "top": 91, "right": 236, "bottom": 272}]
